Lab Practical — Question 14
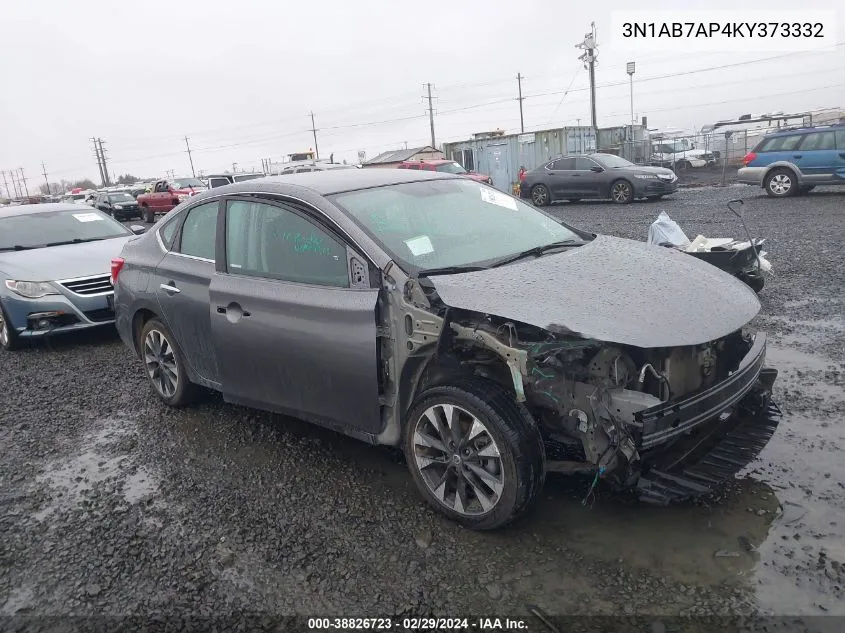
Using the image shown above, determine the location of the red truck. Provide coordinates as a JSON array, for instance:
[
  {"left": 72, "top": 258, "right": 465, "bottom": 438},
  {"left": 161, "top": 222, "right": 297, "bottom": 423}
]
[
  {"left": 136, "top": 177, "right": 207, "bottom": 223},
  {"left": 397, "top": 159, "right": 493, "bottom": 185}
]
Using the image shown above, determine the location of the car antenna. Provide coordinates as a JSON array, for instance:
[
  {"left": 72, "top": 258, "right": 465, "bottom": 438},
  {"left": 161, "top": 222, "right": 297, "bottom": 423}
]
[{"left": 727, "top": 199, "right": 762, "bottom": 271}]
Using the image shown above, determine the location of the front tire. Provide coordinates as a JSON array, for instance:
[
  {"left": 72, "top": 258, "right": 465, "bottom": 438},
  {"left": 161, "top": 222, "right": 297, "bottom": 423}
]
[
  {"left": 139, "top": 318, "right": 200, "bottom": 407},
  {"left": 764, "top": 168, "right": 796, "bottom": 198},
  {"left": 610, "top": 179, "right": 634, "bottom": 204},
  {"left": 530, "top": 184, "right": 550, "bottom": 207},
  {"left": 0, "top": 303, "right": 22, "bottom": 351},
  {"left": 404, "top": 378, "right": 545, "bottom": 530},
  {"left": 143, "top": 206, "right": 155, "bottom": 223},
  {"left": 675, "top": 160, "right": 692, "bottom": 171}
]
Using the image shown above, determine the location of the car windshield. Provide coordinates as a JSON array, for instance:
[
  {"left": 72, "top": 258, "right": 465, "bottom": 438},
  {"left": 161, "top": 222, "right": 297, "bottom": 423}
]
[
  {"left": 171, "top": 178, "right": 205, "bottom": 189},
  {"left": 595, "top": 154, "right": 635, "bottom": 169},
  {"left": 331, "top": 179, "right": 582, "bottom": 272},
  {"left": 433, "top": 162, "right": 467, "bottom": 174},
  {"left": 108, "top": 193, "right": 136, "bottom": 203},
  {"left": 0, "top": 209, "right": 129, "bottom": 250}
]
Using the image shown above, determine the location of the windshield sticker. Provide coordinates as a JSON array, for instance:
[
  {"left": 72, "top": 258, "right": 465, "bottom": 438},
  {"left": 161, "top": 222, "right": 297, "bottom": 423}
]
[
  {"left": 72, "top": 213, "right": 104, "bottom": 223},
  {"left": 404, "top": 235, "right": 434, "bottom": 257},
  {"left": 480, "top": 187, "right": 517, "bottom": 211}
]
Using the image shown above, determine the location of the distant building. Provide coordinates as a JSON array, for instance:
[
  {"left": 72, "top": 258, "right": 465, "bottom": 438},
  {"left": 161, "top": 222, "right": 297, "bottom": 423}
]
[{"left": 362, "top": 146, "right": 444, "bottom": 168}]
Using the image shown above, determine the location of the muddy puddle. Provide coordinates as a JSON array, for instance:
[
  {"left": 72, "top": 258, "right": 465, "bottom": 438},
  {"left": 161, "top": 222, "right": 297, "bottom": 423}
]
[{"left": 32, "top": 416, "right": 162, "bottom": 522}]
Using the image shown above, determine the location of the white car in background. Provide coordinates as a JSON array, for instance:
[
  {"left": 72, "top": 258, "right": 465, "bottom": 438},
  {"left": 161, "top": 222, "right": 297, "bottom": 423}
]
[{"left": 651, "top": 139, "right": 717, "bottom": 171}]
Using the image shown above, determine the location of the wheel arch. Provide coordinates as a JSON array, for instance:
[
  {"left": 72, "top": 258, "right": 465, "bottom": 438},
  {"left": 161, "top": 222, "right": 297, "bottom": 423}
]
[{"left": 763, "top": 161, "right": 802, "bottom": 185}]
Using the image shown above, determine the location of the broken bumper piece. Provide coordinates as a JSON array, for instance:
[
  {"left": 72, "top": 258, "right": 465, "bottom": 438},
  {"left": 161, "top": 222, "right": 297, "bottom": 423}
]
[{"left": 632, "top": 334, "right": 781, "bottom": 505}]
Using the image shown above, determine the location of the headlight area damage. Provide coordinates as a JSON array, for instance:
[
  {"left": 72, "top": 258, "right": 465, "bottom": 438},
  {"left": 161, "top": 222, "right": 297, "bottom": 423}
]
[{"left": 388, "top": 246, "right": 781, "bottom": 506}]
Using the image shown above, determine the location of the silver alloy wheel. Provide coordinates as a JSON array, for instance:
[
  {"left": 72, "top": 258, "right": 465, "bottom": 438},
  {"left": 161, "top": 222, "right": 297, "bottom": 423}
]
[
  {"left": 0, "top": 312, "right": 8, "bottom": 348},
  {"left": 412, "top": 403, "right": 504, "bottom": 516},
  {"left": 769, "top": 173, "right": 792, "bottom": 195},
  {"left": 144, "top": 329, "right": 179, "bottom": 398},
  {"left": 611, "top": 181, "right": 632, "bottom": 203},
  {"left": 531, "top": 185, "right": 549, "bottom": 206}
]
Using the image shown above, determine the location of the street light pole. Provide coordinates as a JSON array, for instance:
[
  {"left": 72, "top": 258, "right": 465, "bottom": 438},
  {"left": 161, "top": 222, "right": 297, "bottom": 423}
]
[{"left": 626, "top": 61, "right": 635, "bottom": 126}]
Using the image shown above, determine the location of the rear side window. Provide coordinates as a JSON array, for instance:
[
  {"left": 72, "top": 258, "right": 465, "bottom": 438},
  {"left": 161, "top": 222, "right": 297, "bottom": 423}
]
[
  {"left": 159, "top": 216, "right": 180, "bottom": 249},
  {"left": 178, "top": 202, "right": 217, "bottom": 260},
  {"left": 798, "top": 131, "right": 836, "bottom": 151},
  {"left": 225, "top": 200, "right": 349, "bottom": 288},
  {"left": 208, "top": 177, "right": 229, "bottom": 188},
  {"left": 549, "top": 158, "right": 574, "bottom": 170},
  {"left": 756, "top": 134, "right": 804, "bottom": 152}
]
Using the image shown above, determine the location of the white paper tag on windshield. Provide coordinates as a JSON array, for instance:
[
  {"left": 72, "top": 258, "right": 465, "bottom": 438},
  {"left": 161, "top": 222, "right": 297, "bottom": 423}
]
[
  {"left": 404, "top": 235, "right": 434, "bottom": 256},
  {"left": 72, "top": 213, "right": 104, "bottom": 223},
  {"left": 480, "top": 187, "right": 517, "bottom": 211}
]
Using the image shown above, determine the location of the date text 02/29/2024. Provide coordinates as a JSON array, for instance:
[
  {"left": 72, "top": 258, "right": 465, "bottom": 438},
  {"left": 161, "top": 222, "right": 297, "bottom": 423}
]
[{"left": 306, "top": 617, "right": 529, "bottom": 630}]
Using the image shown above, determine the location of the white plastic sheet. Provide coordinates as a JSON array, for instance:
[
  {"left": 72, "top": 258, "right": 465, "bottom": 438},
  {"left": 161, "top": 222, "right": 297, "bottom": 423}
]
[{"left": 647, "top": 211, "right": 690, "bottom": 248}]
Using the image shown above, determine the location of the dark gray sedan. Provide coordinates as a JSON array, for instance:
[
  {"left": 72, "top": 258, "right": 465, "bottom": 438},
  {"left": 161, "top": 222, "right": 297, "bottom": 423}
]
[
  {"left": 520, "top": 152, "right": 678, "bottom": 206},
  {"left": 113, "top": 170, "right": 780, "bottom": 529}
]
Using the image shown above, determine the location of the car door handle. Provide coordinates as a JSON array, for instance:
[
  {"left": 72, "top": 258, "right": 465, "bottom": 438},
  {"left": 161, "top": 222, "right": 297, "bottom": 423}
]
[
  {"left": 793, "top": 154, "right": 802, "bottom": 159},
  {"left": 160, "top": 283, "right": 180, "bottom": 295}
]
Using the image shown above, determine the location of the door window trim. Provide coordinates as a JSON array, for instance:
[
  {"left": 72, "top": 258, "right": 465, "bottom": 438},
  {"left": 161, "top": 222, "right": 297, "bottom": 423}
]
[{"left": 217, "top": 195, "right": 377, "bottom": 289}]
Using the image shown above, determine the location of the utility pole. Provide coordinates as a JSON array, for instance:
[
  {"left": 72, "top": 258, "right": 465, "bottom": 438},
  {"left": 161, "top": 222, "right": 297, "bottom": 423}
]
[
  {"left": 576, "top": 22, "right": 598, "bottom": 130},
  {"left": 184, "top": 136, "right": 196, "bottom": 177},
  {"left": 1, "top": 171, "right": 10, "bottom": 199},
  {"left": 626, "top": 62, "right": 636, "bottom": 126},
  {"left": 231, "top": 163, "right": 238, "bottom": 174},
  {"left": 41, "top": 162, "right": 50, "bottom": 194},
  {"left": 424, "top": 83, "right": 436, "bottom": 147},
  {"left": 309, "top": 111, "right": 320, "bottom": 160},
  {"left": 516, "top": 73, "right": 525, "bottom": 133},
  {"left": 97, "top": 138, "right": 110, "bottom": 186},
  {"left": 91, "top": 137, "right": 106, "bottom": 186},
  {"left": 18, "top": 168, "right": 29, "bottom": 197}
]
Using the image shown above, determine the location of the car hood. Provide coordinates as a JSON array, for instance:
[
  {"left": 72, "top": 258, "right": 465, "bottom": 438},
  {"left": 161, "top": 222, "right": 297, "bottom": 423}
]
[
  {"left": 428, "top": 235, "right": 760, "bottom": 348},
  {"left": 619, "top": 165, "right": 676, "bottom": 178},
  {"left": 462, "top": 172, "right": 490, "bottom": 182},
  {"left": 0, "top": 236, "right": 133, "bottom": 282}
]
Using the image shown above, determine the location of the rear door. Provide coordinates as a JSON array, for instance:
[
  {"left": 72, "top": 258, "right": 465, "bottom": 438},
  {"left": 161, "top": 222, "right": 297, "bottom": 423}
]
[
  {"left": 209, "top": 197, "right": 381, "bottom": 434},
  {"left": 794, "top": 131, "right": 838, "bottom": 183},
  {"left": 154, "top": 200, "right": 220, "bottom": 385},
  {"left": 545, "top": 157, "right": 575, "bottom": 198},
  {"left": 836, "top": 130, "right": 845, "bottom": 182}
]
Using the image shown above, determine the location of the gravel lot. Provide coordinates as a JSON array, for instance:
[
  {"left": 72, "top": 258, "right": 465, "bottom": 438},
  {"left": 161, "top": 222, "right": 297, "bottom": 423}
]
[{"left": 1, "top": 184, "right": 843, "bottom": 624}]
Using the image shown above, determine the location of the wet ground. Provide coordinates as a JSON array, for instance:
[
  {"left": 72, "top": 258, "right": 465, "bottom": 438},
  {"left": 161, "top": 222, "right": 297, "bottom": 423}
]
[{"left": 0, "top": 184, "right": 843, "bottom": 624}]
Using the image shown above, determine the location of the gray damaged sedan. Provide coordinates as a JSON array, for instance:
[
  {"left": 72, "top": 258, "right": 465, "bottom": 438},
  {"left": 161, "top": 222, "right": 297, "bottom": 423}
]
[
  {"left": 0, "top": 204, "right": 145, "bottom": 350},
  {"left": 113, "top": 170, "right": 780, "bottom": 529}
]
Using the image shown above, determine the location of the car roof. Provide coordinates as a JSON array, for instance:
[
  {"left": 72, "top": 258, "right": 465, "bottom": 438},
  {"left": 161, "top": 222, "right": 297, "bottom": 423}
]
[
  {"left": 189, "top": 168, "right": 458, "bottom": 200},
  {"left": 767, "top": 124, "right": 845, "bottom": 136},
  {"left": 0, "top": 203, "right": 96, "bottom": 217}
]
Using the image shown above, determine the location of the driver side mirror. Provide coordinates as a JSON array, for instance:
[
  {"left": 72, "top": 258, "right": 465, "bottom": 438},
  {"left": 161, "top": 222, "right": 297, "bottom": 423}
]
[
  {"left": 129, "top": 225, "right": 147, "bottom": 235},
  {"left": 590, "top": 166, "right": 604, "bottom": 173}
]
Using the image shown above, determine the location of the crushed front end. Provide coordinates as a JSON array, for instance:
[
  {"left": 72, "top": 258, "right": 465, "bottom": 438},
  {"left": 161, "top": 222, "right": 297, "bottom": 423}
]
[{"left": 517, "top": 327, "right": 781, "bottom": 504}]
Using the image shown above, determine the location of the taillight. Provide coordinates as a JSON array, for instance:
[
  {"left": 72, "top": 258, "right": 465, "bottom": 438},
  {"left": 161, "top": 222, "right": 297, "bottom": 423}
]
[
  {"left": 110, "top": 257, "right": 125, "bottom": 285},
  {"left": 742, "top": 152, "right": 757, "bottom": 166}
]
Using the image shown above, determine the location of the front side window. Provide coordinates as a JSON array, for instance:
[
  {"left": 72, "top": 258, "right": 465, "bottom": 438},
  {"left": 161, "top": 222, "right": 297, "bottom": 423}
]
[
  {"left": 0, "top": 209, "right": 129, "bottom": 251},
  {"left": 178, "top": 202, "right": 217, "bottom": 260},
  {"left": 836, "top": 130, "right": 845, "bottom": 149},
  {"left": 208, "top": 177, "right": 229, "bottom": 188},
  {"left": 798, "top": 131, "right": 836, "bottom": 151},
  {"left": 574, "top": 157, "right": 599, "bottom": 170},
  {"left": 331, "top": 178, "right": 582, "bottom": 273},
  {"left": 593, "top": 154, "right": 634, "bottom": 169},
  {"left": 225, "top": 200, "right": 349, "bottom": 288}
]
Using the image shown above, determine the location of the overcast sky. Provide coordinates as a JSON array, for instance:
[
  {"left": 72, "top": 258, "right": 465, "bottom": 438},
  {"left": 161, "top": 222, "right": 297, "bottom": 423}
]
[{"left": 1, "top": 0, "right": 843, "bottom": 189}]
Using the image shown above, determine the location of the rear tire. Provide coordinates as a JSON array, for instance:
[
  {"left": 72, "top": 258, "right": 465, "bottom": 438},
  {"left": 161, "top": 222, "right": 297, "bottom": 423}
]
[
  {"left": 143, "top": 206, "right": 155, "bottom": 223},
  {"left": 764, "top": 168, "right": 797, "bottom": 198},
  {"left": 675, "top": 160, "right": 692, "bottom": 171},
  {"left": 404, "top": 377, "right": 545, "bottom": 530},
  {"left": 139, "top": 318, "right": 201, "bottom": 407},
  {"left": 530, "top": 184, "right": 550, "bottom": 207},
  {"left": 0, "top": 303, "right": 22, "bottom": 351}
]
